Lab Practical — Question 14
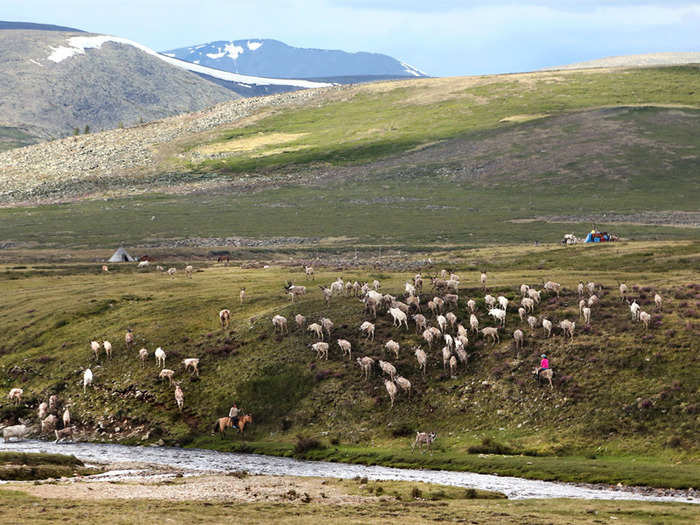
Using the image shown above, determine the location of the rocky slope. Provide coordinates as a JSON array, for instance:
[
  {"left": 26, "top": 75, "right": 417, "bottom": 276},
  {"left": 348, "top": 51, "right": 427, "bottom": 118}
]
[
  {"left": 0, "top": 87, "right": 332, "bottom": 202},
  {"left": 0, "top": 27, "right": 237, "bottom": 145}
]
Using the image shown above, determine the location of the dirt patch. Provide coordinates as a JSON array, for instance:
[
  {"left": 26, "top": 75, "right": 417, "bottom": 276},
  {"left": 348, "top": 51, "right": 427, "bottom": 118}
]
[
  {"left": 14, "top": 473, "right": 376, "bottom": 505},
  {"left": 499, "top": 114, "right": 549, "bottom": 123},
  {"left": 195, "top": 132, "right": 308, "bottom": 156}
]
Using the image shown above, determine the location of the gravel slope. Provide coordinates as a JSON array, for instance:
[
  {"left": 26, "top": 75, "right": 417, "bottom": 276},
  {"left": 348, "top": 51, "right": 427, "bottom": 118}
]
[{"left": 0, "top": 87, "right": 332, "bottom": 202}]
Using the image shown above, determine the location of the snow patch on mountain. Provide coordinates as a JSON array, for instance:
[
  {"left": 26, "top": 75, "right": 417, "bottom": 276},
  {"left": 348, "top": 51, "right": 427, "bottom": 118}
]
[
  {"left": 400, "top": 61, "right": 426, "bottom": 77},
  {"left": 48, "top": 35, "right": 157, "bottom": 63},
  {"left": 166, "top": 55, "right": 333, "bottom": 88},
  {"left": 207, "top": 42, "right": 244, "bottom": 60},
  {"left": 247, "top": 41, "right": 262, "bottom": 51}
]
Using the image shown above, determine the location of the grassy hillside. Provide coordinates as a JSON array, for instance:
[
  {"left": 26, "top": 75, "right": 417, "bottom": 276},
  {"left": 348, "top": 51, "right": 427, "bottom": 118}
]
[
  {"left": 1, "top": 105, "right": 698, "bottom": 249},
  {"left": 1, "top": 241, "right": 698, "bottom": 486},
  {"left": 189, "top": 66, "right": 700, "bottom": 174}
]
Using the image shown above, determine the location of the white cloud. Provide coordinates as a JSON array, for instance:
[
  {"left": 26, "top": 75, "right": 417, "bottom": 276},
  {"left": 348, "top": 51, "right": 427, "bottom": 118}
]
[
  {"left": 5, "top": 0, "right": 700, "bottom": 76},
  {"left": 329, "top": 1, "right": 700, "bottom": 12}
]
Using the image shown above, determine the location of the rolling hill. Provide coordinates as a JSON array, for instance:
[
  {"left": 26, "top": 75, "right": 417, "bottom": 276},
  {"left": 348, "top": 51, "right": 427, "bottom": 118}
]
[
  {"left": 0, "top": 65, "right": 698, "bottom": 249},
  {"left": 0, "top": 49, "right": 698, "bottom": 493}
]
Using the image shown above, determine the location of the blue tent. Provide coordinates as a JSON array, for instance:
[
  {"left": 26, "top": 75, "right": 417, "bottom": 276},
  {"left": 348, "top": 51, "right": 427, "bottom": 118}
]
[{"left": 585, "top": 231, "right": 610, "bottom": 243}]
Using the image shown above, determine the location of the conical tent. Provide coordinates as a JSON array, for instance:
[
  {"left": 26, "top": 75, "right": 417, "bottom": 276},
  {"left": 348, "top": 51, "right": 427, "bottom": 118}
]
[{"left": 108, "top": 247, "right": 136, "bottom": 262}]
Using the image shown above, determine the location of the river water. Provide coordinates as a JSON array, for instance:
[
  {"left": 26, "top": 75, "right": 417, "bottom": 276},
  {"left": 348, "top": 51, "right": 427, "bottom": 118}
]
[{"left": 1, "top": 440, "right": 696, "bottom": 503}]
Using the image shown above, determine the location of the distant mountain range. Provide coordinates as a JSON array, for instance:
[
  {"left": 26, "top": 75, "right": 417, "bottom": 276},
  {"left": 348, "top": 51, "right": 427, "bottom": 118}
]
[
  {"left": 163, "top": 39, "right": 427, "bottom": 80},
  {"left": 0, "top": 21, "right": 430, "bottom": 151}
]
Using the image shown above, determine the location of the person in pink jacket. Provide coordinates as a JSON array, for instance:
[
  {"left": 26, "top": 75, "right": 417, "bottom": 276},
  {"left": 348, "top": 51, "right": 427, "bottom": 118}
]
[{"left": 537, "top": 354, "right": 549, "bottom": 379}]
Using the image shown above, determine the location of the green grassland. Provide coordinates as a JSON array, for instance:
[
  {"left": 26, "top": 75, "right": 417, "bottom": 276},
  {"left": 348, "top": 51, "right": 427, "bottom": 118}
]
[
  {"left": 1, "top": 241, "right": 698, "bottom": 487},
  {"left": 1, "top": 488, "right": 697, "bottom": 524},
  {"left": 1, "top": 68, "right": 699, "bottom": 249}
]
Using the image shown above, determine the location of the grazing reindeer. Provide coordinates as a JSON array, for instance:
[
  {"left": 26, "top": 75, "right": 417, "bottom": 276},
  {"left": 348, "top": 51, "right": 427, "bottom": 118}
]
[
  {"left": 219, "top": 309, "right": 231, "bottom": 328},
  {"left": 412, "top": 431, "right": 438, "bottom": 453},
  {"left": 174, "top": 383, "right": 184, "bottom": 412}
]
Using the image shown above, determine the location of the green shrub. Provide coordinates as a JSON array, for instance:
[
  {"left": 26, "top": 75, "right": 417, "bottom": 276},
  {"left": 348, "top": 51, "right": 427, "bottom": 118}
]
[
  {"left": 467, "top": 437, "right": 517, "bottom": 455},
  {"left": 391, "top": 423, "right": 413, "bottom": 437},
  {"left": 294, "top": 435, "right": 325, "bottom": 454}
]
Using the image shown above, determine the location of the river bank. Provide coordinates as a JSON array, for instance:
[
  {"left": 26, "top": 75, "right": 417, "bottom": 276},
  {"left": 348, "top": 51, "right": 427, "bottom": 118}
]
[
  {"left": 1, "top": 440, "right": 697, "bottom": 504},
  {"left": 1, "top": 474, "right": 698, "bottom": 525},
  {"left": 189, "top": 437, "right": 700, "bottom": 491}
]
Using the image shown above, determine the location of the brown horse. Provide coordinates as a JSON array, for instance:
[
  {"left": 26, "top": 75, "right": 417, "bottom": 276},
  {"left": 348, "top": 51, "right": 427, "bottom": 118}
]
[
  {"left": 213, "top": 416, "right": 233, "bottom": 438},
  {"left": 238, "top": 414, "right": 253, "bottom": 435},
  {"left": 533, "top": 368, "right": 554, "bottom": 389},
  {"left": 212, "top": 414, "right": 253, "bottom": 438}
]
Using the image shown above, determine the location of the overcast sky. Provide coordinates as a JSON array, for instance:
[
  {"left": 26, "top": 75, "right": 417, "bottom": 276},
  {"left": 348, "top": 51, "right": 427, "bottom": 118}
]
[{"left": 5, "top": 1, "right": 699, "bottom": 76}]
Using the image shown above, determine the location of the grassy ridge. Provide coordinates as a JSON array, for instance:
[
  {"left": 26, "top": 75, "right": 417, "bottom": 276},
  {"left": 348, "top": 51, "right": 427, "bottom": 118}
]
[
  {"left": 0, "top": 242, "right": 698, "bottom": 487},
  {"left": 0, "top": 452, "right": 82, "bottom": 467}
]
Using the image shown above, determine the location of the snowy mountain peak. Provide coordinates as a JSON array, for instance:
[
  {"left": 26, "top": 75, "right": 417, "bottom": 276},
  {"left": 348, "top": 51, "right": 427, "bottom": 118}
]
[{"left": 164, "top": 39, "right": 428, "bottom": 80}]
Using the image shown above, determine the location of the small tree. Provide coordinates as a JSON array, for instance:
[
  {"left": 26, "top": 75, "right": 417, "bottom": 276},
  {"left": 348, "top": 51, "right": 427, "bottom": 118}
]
[
  {"left": 84, "top": 124, "right": 90, "bottom": 134},
  {"left": 73, "top": 127, "right": 80, "bottom": 136}
]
